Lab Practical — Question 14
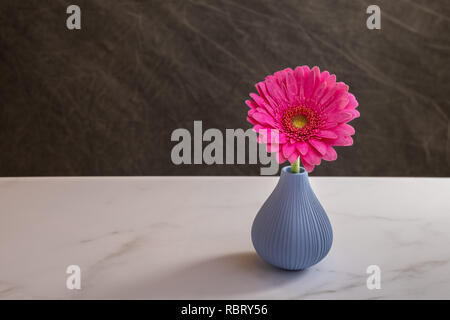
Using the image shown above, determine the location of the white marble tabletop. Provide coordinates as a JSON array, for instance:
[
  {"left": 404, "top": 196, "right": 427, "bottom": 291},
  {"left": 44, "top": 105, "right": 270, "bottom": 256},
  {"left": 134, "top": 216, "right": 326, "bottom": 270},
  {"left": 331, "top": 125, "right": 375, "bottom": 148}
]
[{"left": 0, "top": 176, "right": 449, "bottom": 300}]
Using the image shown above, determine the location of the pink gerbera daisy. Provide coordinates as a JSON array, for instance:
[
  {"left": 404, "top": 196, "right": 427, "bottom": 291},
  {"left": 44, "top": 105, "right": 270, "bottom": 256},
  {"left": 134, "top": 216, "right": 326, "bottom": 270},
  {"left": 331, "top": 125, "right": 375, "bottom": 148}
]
[{"left": 246, "top": 66, "right": 359, "bottom": 172}]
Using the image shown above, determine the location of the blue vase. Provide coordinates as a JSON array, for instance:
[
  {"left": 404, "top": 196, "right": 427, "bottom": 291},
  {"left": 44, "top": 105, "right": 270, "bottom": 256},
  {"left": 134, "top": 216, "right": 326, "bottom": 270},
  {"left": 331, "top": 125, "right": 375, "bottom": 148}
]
[{"left": 251, "top": 166, "right": 333, "bottom": 270}]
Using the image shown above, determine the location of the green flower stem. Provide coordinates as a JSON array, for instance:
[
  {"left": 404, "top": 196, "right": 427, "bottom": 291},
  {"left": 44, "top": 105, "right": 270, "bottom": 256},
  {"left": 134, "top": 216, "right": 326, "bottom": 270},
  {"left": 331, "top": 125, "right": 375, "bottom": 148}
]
[{"left": 291, "top": 157, "right": 300, "bottom": 173}]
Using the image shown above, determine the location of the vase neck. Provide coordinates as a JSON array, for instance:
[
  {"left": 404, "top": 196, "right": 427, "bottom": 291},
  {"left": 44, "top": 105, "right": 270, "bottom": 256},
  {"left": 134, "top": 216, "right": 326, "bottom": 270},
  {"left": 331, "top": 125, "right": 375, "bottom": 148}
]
[
  {"left": 277, "top": 166, "right": 310, "bottom": 192},
  {"left": 280, "top": 165, "right": 308, "bottom": 179}
]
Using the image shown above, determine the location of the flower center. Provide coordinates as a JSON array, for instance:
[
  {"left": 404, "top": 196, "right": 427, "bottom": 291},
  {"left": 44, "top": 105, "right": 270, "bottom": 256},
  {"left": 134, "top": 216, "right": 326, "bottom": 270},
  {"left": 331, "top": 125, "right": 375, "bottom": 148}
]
[
  {"left": 281, "top": 106, "right": 322, "bottom": 141},
  {"left": 292, "top": 114, "right": 307, "bottom": 128}
]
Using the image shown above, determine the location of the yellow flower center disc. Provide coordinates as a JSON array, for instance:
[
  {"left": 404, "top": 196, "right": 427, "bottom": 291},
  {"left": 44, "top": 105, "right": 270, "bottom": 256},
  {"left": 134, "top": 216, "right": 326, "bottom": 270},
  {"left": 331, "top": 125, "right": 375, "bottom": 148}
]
[{"left": 292, "top": 114, "right": 307, "bottom": 129}]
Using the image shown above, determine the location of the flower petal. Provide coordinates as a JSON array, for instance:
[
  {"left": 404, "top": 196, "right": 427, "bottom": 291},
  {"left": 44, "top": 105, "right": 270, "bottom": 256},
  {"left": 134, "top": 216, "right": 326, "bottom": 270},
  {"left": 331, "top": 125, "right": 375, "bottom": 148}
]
[
  {"left": 247, "top": 116, "right": 258, "bottom": 125},
  {"left": 252, "top": 124, "right": 264, "bottom": 132},
  {"left": 316, "top": 130, "right": 338, "bottom": 139},
  {"left": 266, "top": 76, "right": 288, "bottom": 105},
  {"left": 285, "top": 69, "right": 298, "bottom": 101},
  {"left": 294, "top": 66, "right": 310, "bottom": 101},
  {"left": 333, "top": 136, "right": 353, "bottom": 146},
  {"left": 320, "top": 71, "right": 330, "bottom": 82},
  {"left": 343, "top": 93, "right": 358, "bottom": 110},
  {"left": 322, "top": 85, "right": 348, "bottom": 111},
  {"left": 249, "top": 93, "right": 266, "bottom": 108},
  {"left": 323, "top": 146, "right": 337, "bottom": 161},
  {"left": 309, "top": 138, "right": 328, "bottom": 155},
  {"left": 245, "top": 99, "right": 258, "bottom": 109},
  {"left": 327, "top": 111, "right": 354, "bottom": 123},
  {"left": 302, "top": 147, "right": 321, "bottom": 165},
  {"left": 282, "top": 143, "right": 296, "bottom": 159},
  {"left": 323, "top": 96, "right": 348, "bottom": 113},
  {"left": 288, "top": 150, "right": 300, "bottom": 164},
  {"left": 312, "top": 80, "right": 327, "bottom": 105},
  {"left": 251, "top": 112, "right": 276, "bottom": 127},
  {"left": 257, "top": 128, "right": 281, "bottom": 144},
  {"left": 266, "top": 143, "right": 280, "bottom": 153},
  {"left": 334, "top": 123, "right": 355, "bottom": 136},
  {"left": 317, "top": 84, "right": 336, "bottom": 107},
  {"left": 348, "top": 109, "right": 360, "bottom": 120},
  {"left": 321, "top": 121, "right": 338, "bottom": 129},
  {"left": 304, "top": 66, "right": 320, "bottom": 100},
  {"left": 255, "top": 83, "right": 278, "bottom": 117},
  {"left": 295, "top": 141, "right": 310, "bottom": 155},
  {"left": 302, "top": 159, "right": 315, "bottom": 172},
  {"left": 276, "top": 151, "right": 288, "bottom": 164}
]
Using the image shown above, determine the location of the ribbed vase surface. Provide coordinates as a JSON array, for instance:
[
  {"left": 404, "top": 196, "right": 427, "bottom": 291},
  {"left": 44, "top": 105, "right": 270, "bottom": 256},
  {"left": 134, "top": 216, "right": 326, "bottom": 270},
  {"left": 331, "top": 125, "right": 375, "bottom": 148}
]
[{"left": 251, "top": 166, "right": 333, "bottom": 270}]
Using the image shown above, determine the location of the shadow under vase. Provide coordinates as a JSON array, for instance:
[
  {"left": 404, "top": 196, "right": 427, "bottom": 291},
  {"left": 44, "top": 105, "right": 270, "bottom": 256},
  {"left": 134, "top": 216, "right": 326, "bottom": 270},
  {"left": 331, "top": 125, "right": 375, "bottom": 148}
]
[{"left": 123, "top": 251, "right": 310, "bottom": 299}]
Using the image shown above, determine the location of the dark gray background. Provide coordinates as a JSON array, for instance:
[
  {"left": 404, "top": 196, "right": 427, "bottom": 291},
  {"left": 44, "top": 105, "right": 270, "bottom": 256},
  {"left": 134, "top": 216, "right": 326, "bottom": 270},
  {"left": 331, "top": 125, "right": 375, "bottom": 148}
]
[{"left": 0, "top": 0, "right": 449, "bottom": 176}]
